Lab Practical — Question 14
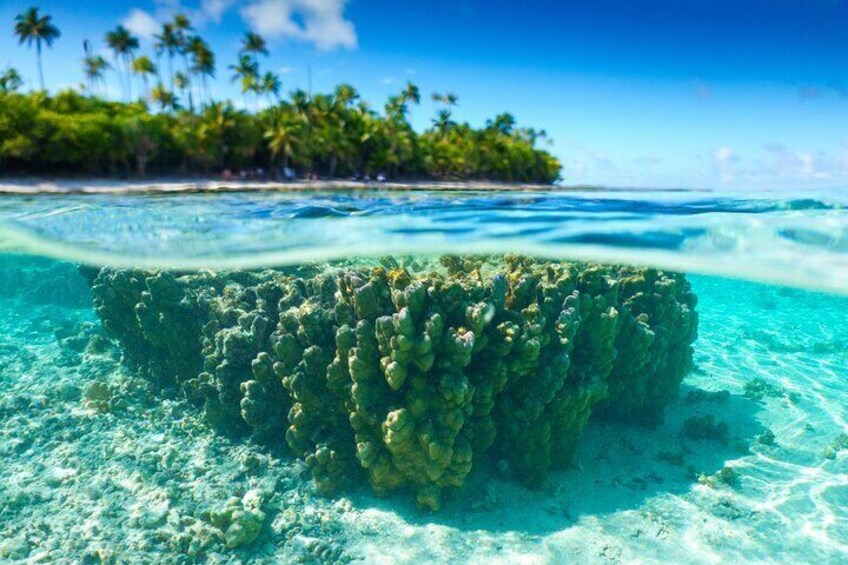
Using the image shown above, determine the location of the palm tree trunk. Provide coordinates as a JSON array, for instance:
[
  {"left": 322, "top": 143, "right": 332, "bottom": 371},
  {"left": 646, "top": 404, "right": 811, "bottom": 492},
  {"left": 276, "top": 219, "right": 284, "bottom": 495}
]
[
  {"left": 37, "top": 40, "right": 45, "bottom": 91},
  {"left": 115, "top": 56, "right": 124, "bottom": 100},
  {"left": 183, "top": 54, "right": 194, "bottom": 113},
  {"left": 126, "top": 56, "right": 133, "bottom": 100}
]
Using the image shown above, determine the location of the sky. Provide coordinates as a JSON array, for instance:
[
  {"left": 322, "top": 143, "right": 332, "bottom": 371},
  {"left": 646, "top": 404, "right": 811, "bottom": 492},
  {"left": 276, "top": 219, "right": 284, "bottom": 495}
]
[{"left": 2, "top": 0, "right": 848, "bottom": 189}]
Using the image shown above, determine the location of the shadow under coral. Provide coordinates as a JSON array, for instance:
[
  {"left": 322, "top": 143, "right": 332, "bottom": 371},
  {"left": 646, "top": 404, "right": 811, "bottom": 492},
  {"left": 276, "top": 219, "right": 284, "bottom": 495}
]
[{"left": 341, "top": 382, "right": 764, "bottom": 535}]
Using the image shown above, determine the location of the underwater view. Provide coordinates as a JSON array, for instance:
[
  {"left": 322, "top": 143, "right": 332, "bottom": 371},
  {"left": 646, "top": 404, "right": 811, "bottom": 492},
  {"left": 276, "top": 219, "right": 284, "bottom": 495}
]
[{"left": 1, "top": 187, "right": 847, "bottom": 563}]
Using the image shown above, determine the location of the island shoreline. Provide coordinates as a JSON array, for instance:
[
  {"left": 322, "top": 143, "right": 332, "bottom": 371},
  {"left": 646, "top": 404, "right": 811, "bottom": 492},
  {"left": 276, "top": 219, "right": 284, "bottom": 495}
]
[
  {"left": 0, "top": 177, "right": 572, "bottom": 194},
  {"left": 0, "top": 177, "right": 689, "bottom": 195}
]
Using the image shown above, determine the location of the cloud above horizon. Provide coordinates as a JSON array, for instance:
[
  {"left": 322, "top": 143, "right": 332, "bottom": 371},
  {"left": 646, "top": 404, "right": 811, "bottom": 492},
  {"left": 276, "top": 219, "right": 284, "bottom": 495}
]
[
  {"left": 712, "top": 146, "right": 738, "bottom": 182},
  {"left": 123, "top": 8, "right": 160, "bottom": 40},
  {"left": 240, "top": 0, "right": 357, "bottom": 50},
  {"left": 122, "top": 0, "right": 357, "bottom": 50}
]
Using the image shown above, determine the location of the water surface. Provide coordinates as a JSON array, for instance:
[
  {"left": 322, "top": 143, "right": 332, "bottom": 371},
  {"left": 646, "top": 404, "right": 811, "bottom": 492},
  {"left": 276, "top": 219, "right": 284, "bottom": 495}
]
[{"left": 1, "top": 187, "right": 848, "bottom": 293}]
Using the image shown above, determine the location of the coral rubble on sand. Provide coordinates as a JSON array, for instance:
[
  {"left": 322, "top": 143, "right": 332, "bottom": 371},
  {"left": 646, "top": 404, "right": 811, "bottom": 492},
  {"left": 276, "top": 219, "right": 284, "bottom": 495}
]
[{"left": 86, "top": 255, "right": 698, "bottom": 510}]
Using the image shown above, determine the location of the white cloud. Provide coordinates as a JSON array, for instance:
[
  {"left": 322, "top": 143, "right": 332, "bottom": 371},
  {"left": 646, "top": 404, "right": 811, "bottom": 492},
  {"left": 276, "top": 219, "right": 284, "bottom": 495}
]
[
  {"left": 711, "top": 147, "right": 739, "bottom": 182},
  {"left": 713, "top": 146, "right": 736, "bottom": 163},
  {"left": 119, "top": 1, "right": 357, "bottom": 50},
  {"left": 120, "top": 1, "right": 239, "bottom": 39},
  {"left": 123, "top": 9, "right": 160, "bottom": 41},
  {"left": 278, "top": 66, "right": 297, "bottom": 74},
  {"left": 380, "top": 77, "right": 394, "bottom": 85},
  {"left": 760, "top": 143, "right": 843, "bottom": 180},
  {"left": 201, "top": 0, "right": 240, "bottom": 22},
  {"left": 240, "top": 0, "right": 358, "bottom": 50}
]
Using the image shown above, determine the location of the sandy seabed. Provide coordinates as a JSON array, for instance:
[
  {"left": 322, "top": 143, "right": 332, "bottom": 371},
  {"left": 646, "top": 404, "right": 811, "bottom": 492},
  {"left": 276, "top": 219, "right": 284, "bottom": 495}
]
[{"left": 1, "top": 259, "right": 847, "bottom": 564}]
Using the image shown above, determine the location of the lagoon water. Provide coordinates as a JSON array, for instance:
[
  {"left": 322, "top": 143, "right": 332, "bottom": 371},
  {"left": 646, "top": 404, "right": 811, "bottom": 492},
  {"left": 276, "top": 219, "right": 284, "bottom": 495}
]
[{"left": 1, "top": 186, "right": 847, "bottom": 563}]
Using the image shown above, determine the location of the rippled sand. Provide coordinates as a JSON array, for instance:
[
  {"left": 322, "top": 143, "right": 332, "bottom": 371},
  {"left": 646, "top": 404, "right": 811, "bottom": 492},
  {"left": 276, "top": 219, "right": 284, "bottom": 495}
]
[{"left": 1, "top": 259, "right": 846, "bottom": 563}]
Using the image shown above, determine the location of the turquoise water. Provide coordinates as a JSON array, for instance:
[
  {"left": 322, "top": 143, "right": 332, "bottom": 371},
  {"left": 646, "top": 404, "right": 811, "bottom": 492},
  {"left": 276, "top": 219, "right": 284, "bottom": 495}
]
[
  {"left": 2, "top": 187, "right": 848, "bottom": 291},
  {"left": 1, "top": 187, "right": 847, "bottom": 563}
]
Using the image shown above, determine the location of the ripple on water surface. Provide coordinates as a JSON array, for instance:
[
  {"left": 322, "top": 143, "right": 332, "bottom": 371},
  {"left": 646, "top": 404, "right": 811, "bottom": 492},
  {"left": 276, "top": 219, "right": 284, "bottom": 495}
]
[{"left": 1, "top": 186, "right": 848, "bottom": 293}]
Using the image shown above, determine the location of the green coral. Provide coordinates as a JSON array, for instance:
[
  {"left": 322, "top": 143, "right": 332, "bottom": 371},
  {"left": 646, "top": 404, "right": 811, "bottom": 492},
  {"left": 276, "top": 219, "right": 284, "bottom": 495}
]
[
  {"left": 88, "top": 255, "right": 698, "bottom": 511},
  {"left": 595, "top": 268, "right": 698, "bottom": 425},
  {"left": 204, "top": 492, "right": 266, "bottom": 549},
  {"left": 89, "top": 269, "right": 209, "bottom": 390}
]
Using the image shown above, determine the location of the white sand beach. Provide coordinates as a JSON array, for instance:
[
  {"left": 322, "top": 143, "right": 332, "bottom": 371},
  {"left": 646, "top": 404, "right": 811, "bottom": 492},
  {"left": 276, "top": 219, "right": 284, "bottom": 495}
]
[{"left": 0, "top": 177, "right": 568, "bottom": 195}]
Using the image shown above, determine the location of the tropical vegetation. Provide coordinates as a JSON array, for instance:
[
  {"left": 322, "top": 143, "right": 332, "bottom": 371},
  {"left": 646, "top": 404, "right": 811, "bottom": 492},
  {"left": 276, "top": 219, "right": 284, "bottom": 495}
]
[{"left": 1, "top": 8, "right": 560, "bottom": 182}]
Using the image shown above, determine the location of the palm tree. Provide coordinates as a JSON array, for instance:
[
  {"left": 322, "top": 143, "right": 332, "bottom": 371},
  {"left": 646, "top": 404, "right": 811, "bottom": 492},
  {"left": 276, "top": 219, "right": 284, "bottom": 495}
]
[
  {"left": 82, "top": 40, "right": 108, "bottom": 94},
  {"left": 402, "top": 82, "right": 421, "bottom": 105},
  {"left": 105, "top": 25, "right": 139, "bottom": 101},
  {"left": 334, "top": 83, "right": 359, "bottom": 108},
  {"left": 431, "top": 92, "right": 459, "bottom": 135},
  {"left": 132, "top": 56, "right": 157, "bottom": 99},
  {"left": 229, "top": 54, "right": 258, "bottom": 108},
  {"left": 174, "top": 71, "right": 191, "bottom": 108},
  {"left": 0, "top": 67, "right": 24, "bottom": 93},
  {"left": 260, "top": 72, "right": 281, "bottom": 103},
  {"left": 265, "top": 113, "right": 302, "bottom": 170},
  {"left": 82, "top": 54, "right": 110, "bottom": 95},
  {"left": 14, "top": 7, "right": 61, "bottom": 91},
  {"left": 197, "top": 102, "right": 240, "bottom": 168},
  {"left": 432, "top": 109, "right": 456, "bottom": 135},
  {"left": 432, "top": 91, "right": 459, "bottom": 108},
  {"left": 240, "top": 32, "right": 268, "bottom": 57},
  {"left": 188, "top": 36, "right": 215, "bottom": 107},
  {"left": 173, "top": 13, "right": 193, "bottom": 36},
  {"left": 385, "top": 95, "right": 408, "bottom": 118},
  {"left": 151, "top": 84, "right": 178, "bottom": 112},
  {"left": 487, "top": 112, "right": 516, "bottom": 135},
  {"left": 172, "top": 14, "right": 194, "bottom": 111},
  {"left": 154, "top": 23, "right": 180, "bottom": 91}
]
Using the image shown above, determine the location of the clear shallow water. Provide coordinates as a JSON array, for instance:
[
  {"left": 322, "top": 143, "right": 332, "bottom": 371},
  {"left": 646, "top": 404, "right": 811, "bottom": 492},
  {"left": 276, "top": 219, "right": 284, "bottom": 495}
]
[
  {"left": 1, "top": 186, "right": 847, "bottom": 563},
  {"left": 1, "top": 187, "right": 848, "bottom": 293}
]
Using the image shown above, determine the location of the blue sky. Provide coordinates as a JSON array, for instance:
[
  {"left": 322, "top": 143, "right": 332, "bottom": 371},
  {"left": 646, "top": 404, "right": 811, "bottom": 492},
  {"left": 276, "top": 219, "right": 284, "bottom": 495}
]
[{"left": 2, "top": 0, "right": 848, "bottom": 189}]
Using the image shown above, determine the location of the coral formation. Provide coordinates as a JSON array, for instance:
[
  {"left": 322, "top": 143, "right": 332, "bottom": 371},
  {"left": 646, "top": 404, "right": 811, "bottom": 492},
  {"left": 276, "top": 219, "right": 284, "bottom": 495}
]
[
  {"left": 88, "top": 255, "right": 698, "bottom": 510},
  {"left": 823, "top": 433, "right": 848, "bottom": 460},
  {"left": 682, "top": 414, "right": 730, "bottom": 444},
  {"left": 204, "top": 492, "right": 267, "bottom": 549}
]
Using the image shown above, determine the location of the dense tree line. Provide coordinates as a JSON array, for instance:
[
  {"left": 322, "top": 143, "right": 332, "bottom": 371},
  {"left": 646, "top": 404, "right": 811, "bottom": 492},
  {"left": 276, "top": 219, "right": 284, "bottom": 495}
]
[{"left": 2, "top": 7, "right": 560, "bottom": 182}]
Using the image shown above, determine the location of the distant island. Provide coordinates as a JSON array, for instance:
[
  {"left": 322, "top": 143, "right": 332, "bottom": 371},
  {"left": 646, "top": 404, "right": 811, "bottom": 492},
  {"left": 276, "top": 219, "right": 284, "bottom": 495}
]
[{"left": 1, "top": 8, "right": 561, "bottom": 184}]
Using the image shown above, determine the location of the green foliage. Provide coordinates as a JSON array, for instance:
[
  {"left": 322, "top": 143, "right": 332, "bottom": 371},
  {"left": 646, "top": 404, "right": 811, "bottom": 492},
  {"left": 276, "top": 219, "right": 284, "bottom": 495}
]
[
  {"left": 4, "top": 8, "right": 559, "bottom": 181},
  {"left": 0, "top": 67, "right": 23, "bottom": 93},
  {"left": 89, "top": 255, "right": 697, "bottom": 511},
  {"left": 0, "top": 88, "right": 561, "bottom": 182}
]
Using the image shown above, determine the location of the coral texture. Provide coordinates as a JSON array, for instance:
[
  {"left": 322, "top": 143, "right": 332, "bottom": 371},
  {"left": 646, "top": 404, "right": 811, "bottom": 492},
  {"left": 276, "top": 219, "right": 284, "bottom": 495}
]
[{"left": 88, "top": 255, "right": 698, "bottom": 510}]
